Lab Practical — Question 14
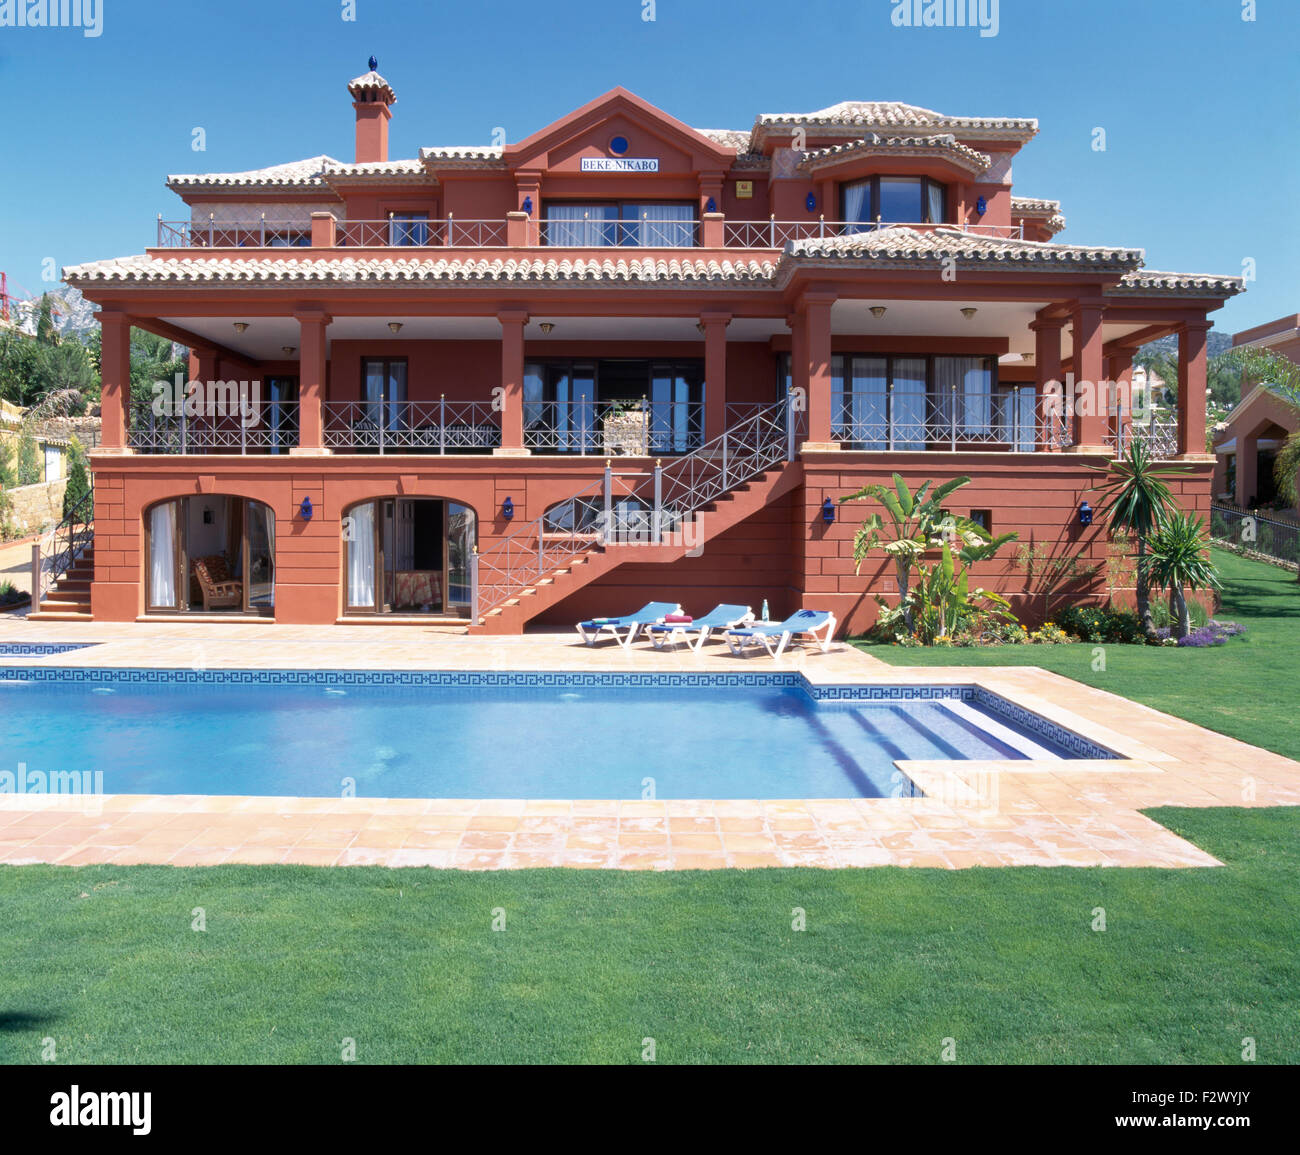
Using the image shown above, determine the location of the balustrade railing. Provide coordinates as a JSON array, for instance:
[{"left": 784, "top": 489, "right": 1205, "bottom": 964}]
[
  {"left": 524, "top": 399, "right": 704, "bottom": 455},
  {"left": 323, "top": 400, "right": 501, "bottom": 453},
  {"left": 128, "top": 401, "right": 300, "bottom": 454},
  {"left": 31, "top": 483, "right": 94, "bottom": 605},
  {"left": 829, "top": 390, "right": 1043, "bottom": 451}
]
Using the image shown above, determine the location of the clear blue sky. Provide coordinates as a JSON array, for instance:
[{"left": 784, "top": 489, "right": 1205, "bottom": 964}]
[{"left": 1, "top": 0, "right": 1295, "bottom": 333}]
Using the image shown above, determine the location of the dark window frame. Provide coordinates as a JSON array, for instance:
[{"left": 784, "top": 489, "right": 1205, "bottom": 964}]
[{"left": 839, "top": 176, "right": 948, "bottom": 226}]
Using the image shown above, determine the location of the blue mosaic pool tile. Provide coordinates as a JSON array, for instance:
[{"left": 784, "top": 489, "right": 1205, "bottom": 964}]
[{"left": 0, "top": 643, "right": 98, "bottom": 656}]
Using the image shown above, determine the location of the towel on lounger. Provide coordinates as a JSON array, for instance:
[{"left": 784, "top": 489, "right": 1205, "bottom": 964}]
[{"left": 663, "top": 614, "right": 693, "bottom": 624}]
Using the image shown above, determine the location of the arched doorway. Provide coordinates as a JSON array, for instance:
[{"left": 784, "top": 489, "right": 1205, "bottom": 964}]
[
  {"left": 145, "top": 496, "right": 276, "bottom": 615},
  {"left": 344, "top": 497, "right": 476, "bottom": 616}
]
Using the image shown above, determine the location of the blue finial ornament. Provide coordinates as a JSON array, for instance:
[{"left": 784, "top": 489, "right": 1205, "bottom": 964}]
[{"left": 368, "top": 55, "right": 378, "bottom": 72}]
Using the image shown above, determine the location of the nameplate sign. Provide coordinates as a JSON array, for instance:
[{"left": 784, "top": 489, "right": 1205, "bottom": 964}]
[{"left": 581, "top": 158, "right": 659, "bottom": 173}]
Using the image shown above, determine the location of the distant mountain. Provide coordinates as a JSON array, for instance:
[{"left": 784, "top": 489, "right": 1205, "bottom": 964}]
[
  {"left": 1138, "top": 330, "right": 1234, "bottom": 360},
  {"left": 6, "top": 286, "right": 97, "bottom": 341}
]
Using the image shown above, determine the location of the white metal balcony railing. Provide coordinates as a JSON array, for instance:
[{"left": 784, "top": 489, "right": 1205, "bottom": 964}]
[
  {"left": 323, "top": 400, "right": 500, "bottom": 453},
  {"left": 155, "top": 216, "right": 1023, "bottom": 250},
  {"left": 1106, "top": 415, "right": 1180, "bottom": 460},
  {"left": 523, "top": 399, "right": 704, "bottom": 455},
  {"left": 127, "top": 402, "right": 300, "bottom": 454},
  {"left": 829, "top": 391, "right": 1045, "bottom": 452}
]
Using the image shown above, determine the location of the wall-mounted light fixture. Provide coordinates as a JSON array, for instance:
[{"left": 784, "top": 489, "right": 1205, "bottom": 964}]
[
  {"left": 522, "top": 195, "right": 533, "bottom": 215},
  {"left": 1078, "top": 501, "right": 1093, "bottom": 527},
  {"left": 282, "top": 346, "right": 296, "bottom": 356},
  {"left": 960, "top": 307, "right": 978, "bottom": 320},
  {"left": 538, "top": 322, "right": 555, "bottom": 335},
  {"left": 299, "top": 496, "right": 314, "bottom": 521},
  {"left": 821, "top": 498, "right": 836, "bottom": 524},
  {"left": 805, "top": 192, "right": 818, "bottom": 213},
  {"left": 869, "top": 306, "right": 887, "bottom": 319},
  {"left": 388, "top": 322, "right": 403, "bottom": 334},
  {"left": 233, "top": 322, "right": 249, "bottom": 334},
  {"left": 705, "top": 197, "right": 717, "bottom": 214},
  {"left": 975, "top": 195, "right": 987, "bottom": 216},
  {"left": 502, "top": 496, "right": 515, "bottom": 521}
]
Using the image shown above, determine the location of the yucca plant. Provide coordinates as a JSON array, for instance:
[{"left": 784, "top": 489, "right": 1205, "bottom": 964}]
[
  {"left": 840, "top": 474, "right": 994, "bottom": 634},
  {"left": 1093, "top": 440, "right": 1186, "bottom": 639},
  {"left": 1146, "top": 513, "right": 1220, "bottom": 640}
]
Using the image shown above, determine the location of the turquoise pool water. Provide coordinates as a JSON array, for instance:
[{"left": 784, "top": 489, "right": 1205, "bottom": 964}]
[{"left": 0, "top": 671, "right": 1110, "bottom": 800}]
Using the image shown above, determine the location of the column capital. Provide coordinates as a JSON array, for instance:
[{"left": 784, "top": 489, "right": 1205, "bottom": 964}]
[
  {"left": 497, "top": 308, "right": 529, "bottom": 325},
  {"left": 1178, "top": 319, "right": 1214, "bottom": 333},
  {"left": 1029, "top": 314, "right": 1067, "bottom": 332},
  {"left": 798, "top": 288, "right": 838, "bottom": 311},
  {"left": 294, "top": 307, "right": 332, "bottom": 326},
  {"left": 698, "top": 309, "right": 732, "bottom": 327}
]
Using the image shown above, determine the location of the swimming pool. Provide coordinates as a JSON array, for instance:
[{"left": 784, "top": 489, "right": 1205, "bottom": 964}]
[{"left": 0, "top": 669, "right": 1115, "bottom": 800}]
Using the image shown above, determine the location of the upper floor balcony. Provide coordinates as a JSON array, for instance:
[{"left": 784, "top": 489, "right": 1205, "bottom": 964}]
[{"left": 154, "top": 213, "right": 1025, "bottom": 252}]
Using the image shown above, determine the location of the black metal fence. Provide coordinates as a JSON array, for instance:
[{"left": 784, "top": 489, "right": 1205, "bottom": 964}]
[{"left": 1211, "top": 503, "right": 1300, "bottom": 568}]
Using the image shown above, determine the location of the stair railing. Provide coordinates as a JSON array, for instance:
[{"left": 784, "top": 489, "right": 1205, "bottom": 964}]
[
  {"left": 469, "top": 399, "right": 801, "bottom": 625},
  {"left": 31, "top": 483, "right": 94, "bottom": 606}
]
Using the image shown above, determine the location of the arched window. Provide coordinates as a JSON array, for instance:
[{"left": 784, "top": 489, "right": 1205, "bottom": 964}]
[
  {"left": 344, "top": 497, "right": 477, "bottom": 616},
  {"left": 146, "top": 496, "right": 276, "bottom": 614}
]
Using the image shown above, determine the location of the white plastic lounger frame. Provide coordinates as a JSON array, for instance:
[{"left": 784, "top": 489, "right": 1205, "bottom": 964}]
[
  {"left": 648, "top": 605, "right": 754, "bottom": 653},
  {"left": 725, "top": 610, "right": 837, "bottom": 658},
  {"left": 575, "top": 602, "right": 682, "bottom": 650}
]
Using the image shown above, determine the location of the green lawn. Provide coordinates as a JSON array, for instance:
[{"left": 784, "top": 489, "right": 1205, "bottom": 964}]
[
  {"left": 854, "top": 550, "right": 1300, "bottom": 761},
  {"left": 0, "top": 806, "right": 1296, "bottom": 1063}
]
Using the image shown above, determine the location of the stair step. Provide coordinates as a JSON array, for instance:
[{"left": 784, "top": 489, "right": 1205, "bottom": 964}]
[{"left": 29, "top": 611, "right": 94, "bottom": 621}]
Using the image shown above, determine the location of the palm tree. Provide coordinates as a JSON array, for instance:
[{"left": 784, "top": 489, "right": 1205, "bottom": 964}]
[
  {"left": 1147, "top": 513, "right": 1220, "bottom": 639},
  {"left": 1093, "top": 440, "right": 1184, "bottom": 639},
  {"left": 840, "top": 474, "right": 994, "bottom": 633}
]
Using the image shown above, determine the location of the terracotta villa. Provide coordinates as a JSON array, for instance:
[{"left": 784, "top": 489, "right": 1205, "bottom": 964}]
[{"left": 56, "top": 66, "right": 1243, "bottom": 633}]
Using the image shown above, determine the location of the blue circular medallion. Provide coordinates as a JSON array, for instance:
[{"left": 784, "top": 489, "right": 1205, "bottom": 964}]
[{"left": 609, "top": 135, "right": 630, "bottom": 156}]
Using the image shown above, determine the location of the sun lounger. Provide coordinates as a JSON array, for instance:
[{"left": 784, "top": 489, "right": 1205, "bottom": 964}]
[
  {"left": 724, "top": 609, "right": 837, "bottom": 658},
  {"left": 647, "top": 604, "right": 753, "bottom": 652},
  {"left": 575, "top": 601, "right": 681, "bottom": 649}
]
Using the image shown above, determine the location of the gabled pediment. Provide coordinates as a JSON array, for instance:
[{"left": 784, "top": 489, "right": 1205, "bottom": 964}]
[{"left": 503, "top": 87, "right": 734, "bottom": 175}]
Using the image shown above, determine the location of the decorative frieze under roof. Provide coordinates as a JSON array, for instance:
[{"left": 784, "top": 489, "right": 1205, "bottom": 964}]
[
  {"left": 62, "top": 253, "right": 780, "bottom": 289},
  {"left": 1106, "top": 270, "right": 1247, "bottom": 297},
  {"left": 166, "top": 155, "right": 340, "bottom": 193},
  {"left": 784, "top": 226, "right": 1142, "bottom": 275},
  {"left": 752, "top": 101, "right": 1038, "bottom": 147},
  {"left": 799, "top": 133, "right": 991, "bottom": 176}
]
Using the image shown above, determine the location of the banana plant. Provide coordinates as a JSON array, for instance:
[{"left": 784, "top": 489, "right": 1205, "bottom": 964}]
[{"left": 840, "top": 473, "right": 1012, "bottom": 634}]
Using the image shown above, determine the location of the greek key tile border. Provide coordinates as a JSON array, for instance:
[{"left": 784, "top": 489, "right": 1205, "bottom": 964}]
[
  {"left": 972, "top": 686, "right": 1119, "bottom": 760},
  {"left": 0, "top": 643, "right": 98, "bottom": 656}
]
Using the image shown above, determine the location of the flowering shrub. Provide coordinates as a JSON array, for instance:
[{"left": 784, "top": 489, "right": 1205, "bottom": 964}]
[
  {"left": 1029, "top": 623, "right": 1072, "bottom": 644},
  {"left": 1053, "top": 606, "right": 1147, "bottom": 645},
  {"left": 1156, "top": 620, "right": 1247, "bottom": 648}
]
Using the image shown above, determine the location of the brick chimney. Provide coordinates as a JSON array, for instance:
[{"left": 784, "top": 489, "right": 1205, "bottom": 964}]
[{"left": 348, "top": 59, "right": 396, "bottom": 164}]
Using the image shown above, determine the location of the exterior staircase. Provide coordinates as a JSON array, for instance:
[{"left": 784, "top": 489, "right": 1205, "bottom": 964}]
[
  {"left": 469, "top": 401, "right": 803, "bottom": 635},
  {"left": 31, "top": 546, "right": 94, "bottom": 620},
  {"left": 28, "top": 485, "right": 95, "bottom": 621}
]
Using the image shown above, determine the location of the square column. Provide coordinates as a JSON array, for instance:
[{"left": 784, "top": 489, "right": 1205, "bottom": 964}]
[
  {"left": 495, "top": 308, "right": 530, "bottom": 456},
  {"left": 97, "top": 309, "right": 132, "bottom": 452},
  {"left": 1067, "top": 302, "right": 1107, "bottom": 452},
  {"left": 292, "top": 309, "right": 331, "bottom": 455},
  {"left": 700, "top": 311, "right": 730, "bottom": 441},
  {"left": 1030, "top": 314, "right": 1065, "bottom": 450},
  {"left": 1177, "top": 321, "right": 1212, "bottom": 458},
  {"left": 800, "top": 292, "right": 837, "bottom": 451}
]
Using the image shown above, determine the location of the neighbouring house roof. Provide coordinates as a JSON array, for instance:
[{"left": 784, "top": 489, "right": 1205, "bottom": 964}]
[
  {"left": 799, "top": 133, "right": 991, "bottom": 176},
  {"left": 1010, "top": 195, "right": 1066, "bottom": 235},
  {"left": 1105, "top": 270, "right": 1248, "bottom": 297},
  {"left": 1219, "top": 383, "right": 1300, "bottom": 431},
  {"left": 751, "top": 101, "right": 1038, "bottom": 147},
  {"left": 783, "top": 226, "right": 1142, "bottom": 275},
  {"left": 166, "top": 155, "right": 341, "bottom": 192},
  {"left": 62, "top": 252, "right": 780, "bottom": 288},
  {"left": 696, "top": 129, "right": 752, "bottom": 150}
]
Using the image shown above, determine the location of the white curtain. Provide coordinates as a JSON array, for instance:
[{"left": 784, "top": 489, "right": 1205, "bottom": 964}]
[
  {"left": 149, "top": 501, "right": 178, "bottom": 608},
  {"left": 933, "top": 357, "right": 992, "bottom": 436},
  {"left": 843, "top": 181, "right": 871, "bottom": 233},
  {"left": 546, "top": 204, "right": 616, "bottom": 246},
  {"left": 347, "top": 501, "right": 376, "bottom": 609},
  {"left": 625, "top": 204, "right": 694, "bottom": 247},
  {"left": 891, "top": 358, "right": 927, "bottom": 449}
]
